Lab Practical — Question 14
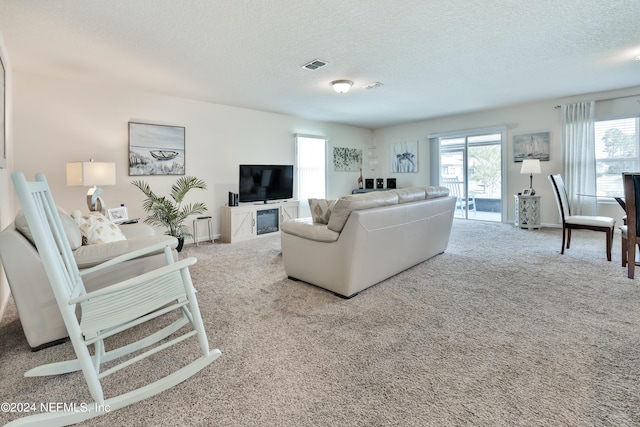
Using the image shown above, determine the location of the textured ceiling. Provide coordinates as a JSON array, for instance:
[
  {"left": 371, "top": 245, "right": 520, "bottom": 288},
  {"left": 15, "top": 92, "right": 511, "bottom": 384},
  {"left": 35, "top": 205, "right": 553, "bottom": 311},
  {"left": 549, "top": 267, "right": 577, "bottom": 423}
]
[{"left": 1, "top": 0, "right": 639, "bottom": 129}]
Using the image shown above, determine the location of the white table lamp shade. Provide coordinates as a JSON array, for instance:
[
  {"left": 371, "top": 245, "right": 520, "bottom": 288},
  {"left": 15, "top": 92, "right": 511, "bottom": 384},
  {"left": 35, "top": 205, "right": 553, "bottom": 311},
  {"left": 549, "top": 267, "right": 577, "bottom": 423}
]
[
  {"left": 66, "top": 161, "right": 116, "bottom": 187},
  {"left": 520, "top": 159, "right": 541, "bottom": 175}
]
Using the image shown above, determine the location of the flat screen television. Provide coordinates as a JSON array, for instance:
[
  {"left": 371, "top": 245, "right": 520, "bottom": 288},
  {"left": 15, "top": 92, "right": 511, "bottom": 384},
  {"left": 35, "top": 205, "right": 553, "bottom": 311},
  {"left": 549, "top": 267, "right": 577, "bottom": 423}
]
[{"left": 239, "top": 164, "right": 294, "bottom": 203}]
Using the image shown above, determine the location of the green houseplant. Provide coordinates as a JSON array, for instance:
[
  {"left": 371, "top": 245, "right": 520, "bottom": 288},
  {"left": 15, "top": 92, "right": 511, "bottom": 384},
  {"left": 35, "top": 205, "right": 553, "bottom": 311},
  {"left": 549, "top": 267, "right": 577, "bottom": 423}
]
[{"left": 131, "top": 176, "right": 208, "bottom": 251}]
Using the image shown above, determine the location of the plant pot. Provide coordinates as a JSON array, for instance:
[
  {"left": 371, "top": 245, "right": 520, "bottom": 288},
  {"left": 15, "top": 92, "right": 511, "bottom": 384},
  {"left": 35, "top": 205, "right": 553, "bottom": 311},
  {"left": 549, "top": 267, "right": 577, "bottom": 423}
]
[{"left": 176, "top": 237, "right": 184, "bottom": 252}]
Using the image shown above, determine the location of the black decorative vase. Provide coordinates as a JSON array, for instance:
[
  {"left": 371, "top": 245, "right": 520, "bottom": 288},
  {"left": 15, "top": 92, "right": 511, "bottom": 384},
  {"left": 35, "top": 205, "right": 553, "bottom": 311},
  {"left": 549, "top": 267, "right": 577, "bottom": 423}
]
[{"left": 176, "top": 237, "right": 185, "bottom": 252}]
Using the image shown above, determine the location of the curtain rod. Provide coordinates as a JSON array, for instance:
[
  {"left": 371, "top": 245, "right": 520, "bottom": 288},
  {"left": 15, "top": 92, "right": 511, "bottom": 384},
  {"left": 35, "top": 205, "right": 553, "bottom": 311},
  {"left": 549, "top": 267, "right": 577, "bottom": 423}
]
[{"left": 554, "top": 93, "right": 640, "bottom": 109}]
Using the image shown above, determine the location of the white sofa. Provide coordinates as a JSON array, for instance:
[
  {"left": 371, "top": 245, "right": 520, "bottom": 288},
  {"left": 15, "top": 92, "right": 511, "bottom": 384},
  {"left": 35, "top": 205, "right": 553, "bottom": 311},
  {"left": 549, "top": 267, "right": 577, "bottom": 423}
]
[
  {"left": 0, "top": 212, "right": 178, "bottom": 350},
  {"left": 280, "top": 187, "right": 456, "bottom": 298}
]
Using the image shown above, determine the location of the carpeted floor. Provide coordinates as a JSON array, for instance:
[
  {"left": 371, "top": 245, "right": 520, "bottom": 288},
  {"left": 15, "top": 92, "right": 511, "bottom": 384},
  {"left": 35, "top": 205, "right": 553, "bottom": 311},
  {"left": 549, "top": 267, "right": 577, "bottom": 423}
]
[{"left": 1, "top": 220, "right": 639, "bottom": 426}]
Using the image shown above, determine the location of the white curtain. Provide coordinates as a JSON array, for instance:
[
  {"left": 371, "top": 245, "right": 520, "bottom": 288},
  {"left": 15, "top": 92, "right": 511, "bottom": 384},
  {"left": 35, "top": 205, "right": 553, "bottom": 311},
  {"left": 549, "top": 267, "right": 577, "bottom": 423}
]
[{"left": 561, "top": 101, "right": 596, "bottom": 215}]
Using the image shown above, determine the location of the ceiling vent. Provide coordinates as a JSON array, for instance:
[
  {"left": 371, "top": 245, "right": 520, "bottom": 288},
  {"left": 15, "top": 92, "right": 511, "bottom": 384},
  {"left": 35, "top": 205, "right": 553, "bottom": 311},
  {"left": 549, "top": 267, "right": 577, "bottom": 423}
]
[
  {"left": 363, "top": 82, "right": 384, "bottom": 89},
  {"left": 301, "top": 59, "right": 328, "bottom": 71}
]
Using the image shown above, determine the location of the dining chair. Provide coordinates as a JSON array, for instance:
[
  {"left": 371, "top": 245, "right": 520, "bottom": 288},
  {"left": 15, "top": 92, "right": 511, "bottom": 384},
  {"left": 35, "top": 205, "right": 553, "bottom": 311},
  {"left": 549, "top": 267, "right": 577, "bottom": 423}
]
[
  {"left": 548, "top": 174, "right": 616, "bottom": 261},
  {"left": 620, "top": 172, "right": 640, "bottom": 278},
  {"left": 7, "top": 172, "right": 221, "bottom": 426}
]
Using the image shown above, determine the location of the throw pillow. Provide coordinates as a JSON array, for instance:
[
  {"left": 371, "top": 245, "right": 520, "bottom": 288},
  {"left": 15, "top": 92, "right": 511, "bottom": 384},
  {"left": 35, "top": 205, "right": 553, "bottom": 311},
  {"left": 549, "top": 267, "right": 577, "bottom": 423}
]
[
  {"left": 75, "top": 212, "right": 127, "bottom": 245},
  {"left": 15, "top": 208, "right": 83, "bottom": 250},
  {"left": 308, "top": 198, "right": 335, "bottom": 224}
]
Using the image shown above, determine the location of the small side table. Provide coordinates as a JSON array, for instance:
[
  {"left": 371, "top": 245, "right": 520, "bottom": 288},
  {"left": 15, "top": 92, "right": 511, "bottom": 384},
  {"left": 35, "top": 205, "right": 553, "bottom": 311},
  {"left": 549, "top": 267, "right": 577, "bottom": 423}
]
[
  {"left": 514, "top": 195, "right": 541, "bottom": 229},
  {"left": 193, "top": 216, "right": 213, "bottom": 245}
]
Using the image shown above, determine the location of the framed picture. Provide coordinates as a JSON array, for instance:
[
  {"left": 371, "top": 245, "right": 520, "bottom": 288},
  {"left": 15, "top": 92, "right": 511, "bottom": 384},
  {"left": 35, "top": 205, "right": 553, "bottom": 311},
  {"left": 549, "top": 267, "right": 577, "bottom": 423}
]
[
  {"left": 333, "top": 147, "right": 363, "bottom": 172},
  {"left": 391, "top": 141, "right": 418, "bottom": 173},
  {"left": 513, "top": 132, "right": 550, "bottom": 162},
  {"left": 107, "top": 206, "right": 128, "bottom": 223},
  {"left": 0, "top": 54, "right": 6, "bottom": 169},
  {"left": 129, "top": 122, "right": 185, "bottom": 175},
  {"left": 522, "top": 188, "right": 532, "bottom": 196}
]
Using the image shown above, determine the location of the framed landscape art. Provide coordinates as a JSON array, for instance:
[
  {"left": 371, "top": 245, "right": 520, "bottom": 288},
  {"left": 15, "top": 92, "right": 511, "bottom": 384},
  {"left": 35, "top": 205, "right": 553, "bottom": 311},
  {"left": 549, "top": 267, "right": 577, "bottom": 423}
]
[
  {"left": 513, "top": 132, "right": 550, "bottom": 162},
  {"left": 129, "top": 122, "right": 185, "bottom": 175}
]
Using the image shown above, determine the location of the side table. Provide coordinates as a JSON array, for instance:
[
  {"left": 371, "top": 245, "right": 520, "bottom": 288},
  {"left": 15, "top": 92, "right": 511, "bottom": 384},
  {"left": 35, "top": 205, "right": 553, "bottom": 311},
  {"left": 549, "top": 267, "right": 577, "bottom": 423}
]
[
  {"left": 193, "top": 216, "right": 213, "bottom": 245},
  {"left": 514, "top": 195, "right": 541, "bottom": 229}
]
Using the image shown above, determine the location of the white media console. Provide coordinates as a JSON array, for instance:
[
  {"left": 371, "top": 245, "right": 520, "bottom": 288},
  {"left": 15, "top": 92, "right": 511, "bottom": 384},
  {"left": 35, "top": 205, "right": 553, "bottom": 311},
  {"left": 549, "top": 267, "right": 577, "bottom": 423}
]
[{"left": 220, "top": 200, "right": 299, "bottom": 243}]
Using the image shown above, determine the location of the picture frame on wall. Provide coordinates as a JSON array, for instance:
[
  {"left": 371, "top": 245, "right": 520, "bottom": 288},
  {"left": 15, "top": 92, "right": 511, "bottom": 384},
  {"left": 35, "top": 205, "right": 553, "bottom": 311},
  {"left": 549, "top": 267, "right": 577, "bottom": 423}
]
[
  {"left": 390, "top": 141, "right": 418, "bottom": 173},
  {"left": 129, "top": 122, "right": 185, "bottom": 176},
  {"left": 333, "top": 147, "right": 363, "bottom": 172},
  {"left": 513, "top": 132, "right": 550, "bottom": 162},
  {"left": 0, "top": 55, "right": 6, "bottom": 169}
]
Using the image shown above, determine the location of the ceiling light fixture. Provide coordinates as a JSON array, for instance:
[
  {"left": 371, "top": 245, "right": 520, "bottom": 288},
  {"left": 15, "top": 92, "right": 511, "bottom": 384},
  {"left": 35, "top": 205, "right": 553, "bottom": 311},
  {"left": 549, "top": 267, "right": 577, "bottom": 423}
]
[{"left": 331, "top": 80, "right": 353, "bottom": 94}]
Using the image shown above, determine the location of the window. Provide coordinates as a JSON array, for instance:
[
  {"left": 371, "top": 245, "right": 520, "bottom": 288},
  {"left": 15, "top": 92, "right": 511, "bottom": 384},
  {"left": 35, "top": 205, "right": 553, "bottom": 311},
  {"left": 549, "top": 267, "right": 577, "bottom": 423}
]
[
  {"left": 430, "top": 126, "right": 505, "bottom": 222},
  {"left": 295, "top": 134, "right": 326, "bottom": 216},
  {"left": 595, "top": 117, "right": 640, "bottom": 197}
]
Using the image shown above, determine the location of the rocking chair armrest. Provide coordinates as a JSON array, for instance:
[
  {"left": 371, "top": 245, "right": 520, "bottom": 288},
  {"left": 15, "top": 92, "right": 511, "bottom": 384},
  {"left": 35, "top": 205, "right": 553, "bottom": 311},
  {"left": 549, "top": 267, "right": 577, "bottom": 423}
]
[
  {"left": 70, "top": 256, "right": 197, "bottom": 305},
  {"left": 79, "top": 239, "right": 178, "bottom": 277}
]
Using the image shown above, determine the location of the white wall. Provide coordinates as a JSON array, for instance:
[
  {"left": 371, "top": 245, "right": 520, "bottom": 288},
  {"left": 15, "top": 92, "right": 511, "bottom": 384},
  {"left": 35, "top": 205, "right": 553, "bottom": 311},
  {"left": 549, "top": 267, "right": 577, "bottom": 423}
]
[
  {"left": 0, "top": 31, "right": 13, "bottom": 321},
  {"left": 11, "top": 72, "right": 372, "bottom": 240},
  {"left": 372, "top": 86, "right": 640, "bottom": 227},
  {"left": 9, "top": 72, "right": 640, "bottom": 236}
]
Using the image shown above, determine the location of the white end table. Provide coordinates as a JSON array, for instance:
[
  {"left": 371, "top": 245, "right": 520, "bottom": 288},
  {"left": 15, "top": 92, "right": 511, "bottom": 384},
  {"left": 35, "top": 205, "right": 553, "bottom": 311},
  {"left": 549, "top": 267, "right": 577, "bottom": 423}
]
[{"left": 514, "top": 195, "right": 541, "bottom": 229}]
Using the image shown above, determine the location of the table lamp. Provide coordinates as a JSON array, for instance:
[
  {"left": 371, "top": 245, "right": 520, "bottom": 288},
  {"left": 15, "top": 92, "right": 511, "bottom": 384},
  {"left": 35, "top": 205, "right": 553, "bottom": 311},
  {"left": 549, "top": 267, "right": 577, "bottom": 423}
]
[
  {"left": 520, "top": 159, "right": 541, "bottom": 195},
  {"left": 66, "top": 160, "right": 116, "bottom": 214}
]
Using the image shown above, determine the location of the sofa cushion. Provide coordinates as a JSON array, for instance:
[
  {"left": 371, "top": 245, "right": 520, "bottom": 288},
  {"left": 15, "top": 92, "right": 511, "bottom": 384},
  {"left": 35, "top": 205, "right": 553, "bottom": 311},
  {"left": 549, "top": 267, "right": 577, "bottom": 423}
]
[
  {"left": 388, "top": 187, "right": 426, "bottom": 203},
  {"left": 73, "top": 234, "right": 178, "bottom": 269},
  {"left": 15, "top": 209, "right": 83, "bottom": 250},
  {"left": 281, "top": 218, "right": 340, "bottom": 243},
  {"left": 327, "top": 191, "right": 399, "bottom": 233},
  {"left": 425, "top": 186, "right": 450, "bottom": 199},
  {"left": 308, "top": 198, "right": 336, "bottom": 224},
  {"left": 75, "top": 213, "right": 127, "bottom": 245}
]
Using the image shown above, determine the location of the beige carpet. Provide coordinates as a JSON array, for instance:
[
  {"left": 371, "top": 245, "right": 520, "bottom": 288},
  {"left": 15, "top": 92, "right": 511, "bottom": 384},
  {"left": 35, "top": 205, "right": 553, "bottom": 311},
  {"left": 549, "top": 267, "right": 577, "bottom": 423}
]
[{"left": 1, "top": 220, "right": 639, "bottom": 426}]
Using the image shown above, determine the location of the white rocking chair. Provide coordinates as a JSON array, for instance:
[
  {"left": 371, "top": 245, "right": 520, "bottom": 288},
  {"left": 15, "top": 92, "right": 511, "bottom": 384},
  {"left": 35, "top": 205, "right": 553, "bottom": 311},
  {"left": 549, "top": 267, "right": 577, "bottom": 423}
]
[{"left": 7, "top": 172, "right": 221, "bottom": 426}]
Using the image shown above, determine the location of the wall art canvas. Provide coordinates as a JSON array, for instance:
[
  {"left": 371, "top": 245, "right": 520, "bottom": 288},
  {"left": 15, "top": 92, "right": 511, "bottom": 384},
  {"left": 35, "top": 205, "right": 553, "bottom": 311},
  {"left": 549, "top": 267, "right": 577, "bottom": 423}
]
[
  {"left": 0, "top": 55, "right": 5, "bottom": 168},
  {"left": 129, "top": 122, "right": 185, "bottom": 175},
  {"left": 513, "top": 132, "right": 550, "bottom": 162},
  {"left": 333, "top": 147, "right": 363, "bottom": 172},
  {"left": 391, "top": 141, "right": 418, "bottom": 173}
]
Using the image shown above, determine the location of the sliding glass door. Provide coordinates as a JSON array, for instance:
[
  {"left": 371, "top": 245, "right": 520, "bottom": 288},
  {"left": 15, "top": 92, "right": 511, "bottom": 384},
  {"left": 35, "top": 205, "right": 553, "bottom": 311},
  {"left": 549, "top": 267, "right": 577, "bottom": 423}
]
[{"left": 431, "top": 128, "right": 504, "bottom": 221}]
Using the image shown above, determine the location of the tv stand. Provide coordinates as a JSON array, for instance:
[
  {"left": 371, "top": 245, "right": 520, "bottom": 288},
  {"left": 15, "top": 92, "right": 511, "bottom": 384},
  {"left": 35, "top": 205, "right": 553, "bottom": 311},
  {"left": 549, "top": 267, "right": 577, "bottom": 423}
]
[{"left": 220, "top": 200, "right": 299, "bottom": 243}]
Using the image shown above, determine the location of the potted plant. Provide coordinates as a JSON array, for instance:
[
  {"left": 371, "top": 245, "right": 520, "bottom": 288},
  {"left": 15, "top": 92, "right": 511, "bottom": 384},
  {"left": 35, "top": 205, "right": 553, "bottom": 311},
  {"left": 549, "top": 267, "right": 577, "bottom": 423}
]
[{"left": 131, "top": 176, "right": 208, "bottom": 251}]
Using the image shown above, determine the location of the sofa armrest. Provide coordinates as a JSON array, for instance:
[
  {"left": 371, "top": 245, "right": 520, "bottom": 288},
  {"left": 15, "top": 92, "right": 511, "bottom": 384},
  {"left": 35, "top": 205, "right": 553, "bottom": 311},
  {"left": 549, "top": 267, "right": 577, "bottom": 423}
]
[
  {"left": 80, "top": 237, "right": 178, "bottom": 276},
  {"left": 281, "top": 218, "right": 340, "bottom": 243},
  {"left": 73, "top": 235, "right": 178, "bottom": 269},
  {"left": 118, "top": 222, "right": 156, "bottom": 239}
]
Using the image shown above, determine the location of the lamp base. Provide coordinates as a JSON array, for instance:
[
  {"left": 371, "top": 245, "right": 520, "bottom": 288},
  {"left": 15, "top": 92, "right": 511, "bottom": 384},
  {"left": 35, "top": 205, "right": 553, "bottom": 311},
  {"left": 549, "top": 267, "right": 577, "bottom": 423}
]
[{"left": 86, "top": 187, "right": 106, "bottom": 214}]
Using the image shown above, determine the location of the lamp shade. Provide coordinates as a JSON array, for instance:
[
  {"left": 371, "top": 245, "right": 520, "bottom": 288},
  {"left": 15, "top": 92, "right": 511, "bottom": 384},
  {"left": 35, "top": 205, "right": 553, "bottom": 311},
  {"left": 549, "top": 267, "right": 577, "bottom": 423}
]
[
  {"left": 66, "top": 161, "right": 116, "bottom": 187},
  {"left": 520, "top": 159, "right": 541, "bottom": 175}
]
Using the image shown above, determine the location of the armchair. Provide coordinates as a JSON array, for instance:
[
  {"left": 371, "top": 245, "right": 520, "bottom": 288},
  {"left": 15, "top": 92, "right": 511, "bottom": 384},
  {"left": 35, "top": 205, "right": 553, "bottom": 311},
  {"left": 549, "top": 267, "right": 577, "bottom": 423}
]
[{"left": 0, "top": 207, "right": 178, "bottom": 350}]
